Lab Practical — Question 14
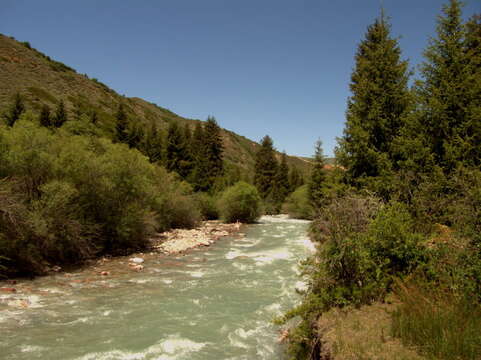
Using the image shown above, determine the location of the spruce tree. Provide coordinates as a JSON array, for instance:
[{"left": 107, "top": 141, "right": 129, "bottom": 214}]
[
  {"left": 4, "top": 93, "right": 25, "bottom": 127},
  {"left": 308, "top": 140, "right": 326, "bottom": 210},
  {"left": 203, "top": 116, "right": 223, "bottom": 182},
  {"left": 90, "top": 110, "right": 98, "bottom": 125},
  {"left": 288, "top": 166, "right": 304, "bottom": 192},
  {"left": 53, "top": 100, "right": 68, "bottom": 128},
  {"left": 143, "top": 123, "right": 163, "bottom": 163},
  {"left": 165, "top": 121, "right": 192, "bottom": 179},
  {"left": 254, "top": 135, "right": 278, "bottom": 199},
  {"left": 115, "top": 104, "right": 128, "bottom": 143},
  {"left": 39, "top": 104, "right": 51, "bottom": 128},
  {"left": 127, "top": 122, "right": 144, "bottom": 149},
  {"left": 273, "top": 152, "right": 290, "bottom": 206},
  {"left": 336, "top": 12, "right": 411, "bottom": 186},
  {"left": 416, "top": 0, "right": 472, "bottom": 172}
]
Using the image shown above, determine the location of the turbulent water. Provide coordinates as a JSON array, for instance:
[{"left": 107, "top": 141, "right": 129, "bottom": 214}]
[{"left": 0, "top": 216, "right": 313, "bottom": 360}]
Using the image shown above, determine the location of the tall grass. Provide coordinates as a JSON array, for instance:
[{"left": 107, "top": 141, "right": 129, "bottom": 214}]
[{"left": 392, "top": 282, "right": 481, "bottom": 360}]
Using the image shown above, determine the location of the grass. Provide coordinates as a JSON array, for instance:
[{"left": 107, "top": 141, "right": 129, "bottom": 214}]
[
  {"left": 317, "top": 301, "right": 425, "bottom": 360},
  {"left": 391, "top": 282, "right": 481, "bottom": 360}
]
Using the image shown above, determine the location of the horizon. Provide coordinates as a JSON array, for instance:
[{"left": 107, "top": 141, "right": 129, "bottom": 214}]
[{"left": 1, "top": 0, "right": 479, "bottom": 157}]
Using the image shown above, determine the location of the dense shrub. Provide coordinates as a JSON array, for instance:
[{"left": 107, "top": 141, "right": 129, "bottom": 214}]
[
  {"left": 0, "top": 118, "right": 201, "bottom": 276},
  {"left": 282, "top": 185, "right": 314, "bottom": 220},
  {"left": 218, "top": 181, "right": 261, "bottom": 223},
  {"left": 194, "top": 192, "right": 219, "bottom": 220}
]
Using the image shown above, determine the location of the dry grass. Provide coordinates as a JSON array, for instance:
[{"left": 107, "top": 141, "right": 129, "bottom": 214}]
[{"left": 317, "top": 301, "right": 425, "bottom": 360}]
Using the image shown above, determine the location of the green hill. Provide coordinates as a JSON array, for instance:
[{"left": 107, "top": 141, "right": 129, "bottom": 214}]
[{"left": 0, "top": 34, "right": 310, "bottom": 177}]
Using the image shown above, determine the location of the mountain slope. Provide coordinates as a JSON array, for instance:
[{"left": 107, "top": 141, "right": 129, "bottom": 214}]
[{"left": 0, "top": 34, "right": 310, "bottom": 176}]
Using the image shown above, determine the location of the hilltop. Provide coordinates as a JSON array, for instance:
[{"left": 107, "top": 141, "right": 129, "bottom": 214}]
[{"left": 0, "top": 34, "right": 311, "bottom": 176}]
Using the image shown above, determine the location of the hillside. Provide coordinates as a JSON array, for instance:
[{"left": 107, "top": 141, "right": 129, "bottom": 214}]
[{"left": 0, "top": 34, "right": 311, "bottom": 176}]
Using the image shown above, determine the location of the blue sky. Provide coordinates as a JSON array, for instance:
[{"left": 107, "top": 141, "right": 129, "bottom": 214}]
[{"left": 1, "top": 0, "right": 479, "bottom": 157}]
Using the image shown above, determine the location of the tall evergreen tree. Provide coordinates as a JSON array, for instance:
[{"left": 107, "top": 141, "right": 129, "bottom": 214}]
[
  {"left": 461, "top": 14, "right": 481, "bottom": 167},
  {"left": 53, "top": 100, "right": 68, "bottom": 128},
  {"left": 336, "top": 12, "right": 411, "bottom": 186},
  {"left": 288, "top": 166, "right": 304, "bottom": 192},
  {"left": 4, "top": 93, "right": 25, "bottom": 127},
  {"left": 254, "top": 135, "right": 278, "bottom": 199},
  {"left": 127, "top": 121, "right": 144, "bottom": 149},
  {"left": 416, "top": 0, "right": 473, "bottom": 172},
  {"left": 273, "top": 152, "right": 290, "bottom": 206},
  {"left": 143, "top": 123, "right": 163, "bottom": 163},
  {"left": 308, "top": 140, "right": 327, "bottom": 210},
  {"left": 203, "top": 116, "right": 223, "bottom": 182},
  {"left": 115, "top": 104, "right": 128, "bottom": 143},
  {"left": 165, "top": 121, "right": 192, "bottom": 179},
  {"left": 39, "top": 104, "right": 52, "bottom": 128}
]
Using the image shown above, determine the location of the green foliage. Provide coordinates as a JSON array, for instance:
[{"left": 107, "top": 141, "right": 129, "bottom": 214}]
[
  {"left": 0, "top": 120, "right": 201, "bottom": 276},
  {"left": 39, "top": 104, "right": 51, "bottom": 128},
  {"left": 282, "top": 185, "right": 314, "bottom": 220},
  {"left": 254, "top": 135, "right": 278, "bottom": 199},
  {"left": 165, "top": 121, "right": 192, "bottom": 179},
  {"left": 273, "top": 152, "right": 290, "bottom": 207},
  {"left": 115, "top": 103, "right": 128, "bottom": 143},
  {"left": 3, "top": 93, "right": 25, "bottom": 127},
  {"left": 392, "top": 283, "right": 481, "bottom": 360},
  {"left": 308, "top": 140, "right": 326, "bottom": 210},
  {"left": 288, "top": 165, "right": 304, "bottom": 192},
  {"left": 218, "top": 181, "right": 261, "bottom": 223},
  {"left": 336, "top": 13, "right": 412, "bottom": 197},
  {"left": 194, "top": 192, "right": 219, "bottom": 220},
  {"left": 53, "top": 100, "right": 67, "bottom": 128}
]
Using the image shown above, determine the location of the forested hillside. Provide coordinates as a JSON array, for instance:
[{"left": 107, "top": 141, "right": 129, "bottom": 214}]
[{"left": 0, "top": 33, "right": 310, "bottom": 177}]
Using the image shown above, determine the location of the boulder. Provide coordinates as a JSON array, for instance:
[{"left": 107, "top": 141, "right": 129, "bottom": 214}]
[{"left": 129, "top": 257, "right": 144, "bottom": 264}]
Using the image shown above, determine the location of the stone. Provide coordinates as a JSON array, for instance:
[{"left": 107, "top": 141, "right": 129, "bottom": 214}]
[
  {"left": 100, "top": 271, "right": 110, "bottom": 276},
  {"left": 0, "top": 287, "right": 16, "bottom": 293},
  {"left": 129, "top": 257, "right": 144, "bottom": 264}
]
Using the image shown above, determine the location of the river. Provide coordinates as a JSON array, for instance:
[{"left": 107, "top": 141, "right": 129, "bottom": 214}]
[{"left": 0, "top": 216, "right": 313, "bottom": 360}]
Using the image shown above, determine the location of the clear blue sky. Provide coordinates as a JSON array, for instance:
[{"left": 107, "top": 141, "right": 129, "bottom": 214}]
[{"left": 1, "top": 0, "right": 479, "bottom": 157}]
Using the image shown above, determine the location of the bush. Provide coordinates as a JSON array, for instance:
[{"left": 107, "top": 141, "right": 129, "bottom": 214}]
[
  {"left": 218, "top": 181, "right": 261, "bottom": 223},
  {"left": 282, "top": 185, "right": 314, "bottom": 220},
  {"left": 0, "top": 119, "right": 202, "bottom": 276},
  {"left": 194, "top": 192, "right": 219, "bottom": 220}
]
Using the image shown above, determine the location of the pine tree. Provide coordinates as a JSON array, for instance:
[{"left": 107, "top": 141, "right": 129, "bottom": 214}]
[
  {"left": 203, "top": 116, "right": 223, "bottom": 182},
  {"left": 308, "top": 140, "right": 326, "bottom": 210},
  {"left": 39, "top": 104, "right": 51, "bottom": 128},
  {"left": 288, "top": 166, "right": 304, "bottom": 192},
  {"left": 127, "top": 121, "right": 144, "bottom": 149},
  {"left": 115, "top": 104, "right": 128, "bottom": 143},
  {"left": 4, "top": 93, "right": 25, "bottom": 127},
  {"left": 143, "top": 123, "right": 163, "bottom": 163},
  {"left": 165, "top": 121, "right": 192, "bottom": 179},
  {"left": 90, "top": 110, "right": 98, "bottom": 125},
  {"left": 336, "top": 12, "right": 411, "bottom": 185},
  {"left": 461, "top": 14, "right": 481, "bottom": 167},
  {"left": 53, "top": 100, "right": 68, "bottom": 128},
  {"left": 254, "top": 135, "right": 278, "bottom": 199},
  {"left": 273, "top": 152, "right": 290, "bottom": 206},
  {"left": 416, "top": 0, "right": 470, "bottom": 172}
]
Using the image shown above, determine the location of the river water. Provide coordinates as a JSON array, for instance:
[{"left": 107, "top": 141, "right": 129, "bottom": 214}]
[{"left": 0, "top": 216, "right": 312, "bottom": 360}]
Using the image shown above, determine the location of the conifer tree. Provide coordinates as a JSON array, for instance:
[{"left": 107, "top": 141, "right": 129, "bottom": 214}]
[
  {"left": 288, "top": 166, "right": 304, "bottom": 192},
  {"left": 254, "top": 135, "right": 278, "bottom": 199},
  {"left": 39, "top": 104, "right": 51, "bottom": 128},
  {"left": 416, "top": 0, "right": 472, "bottom": 172},
  {"left": 143, "top": 123, "right": 163, "bottom": 163},
  {"left": 461, "top": 14, "right": 481, "bottom": 167},
  {"left": 203, "top": 116, "right": 223, "bottom": 182},
  {"left": 90, "top": 110, "right": 98, "bottom": 125},
  {"left": 4, "top": 93, "right": 25, "bottom": 127},
  {"left": 308, "top": 140, "right": 326, "bottom": 210},
  {"left": 53, "top": 100, "right": 68, "bottom": 128},
  {"left": 273, "top": 152, "right": 290, "bottom": 206},
  {"left": 127, "top": 122, "right": 144, "bottom": 149},
  {"left": 165, "top": 121, "right": 192, "bottom": 179},
  {"left": 336, "top": 12, "right": 411, "bottom": 185},
  {"left": 115, "top": 104, "right": 128, "bottom": 143}
]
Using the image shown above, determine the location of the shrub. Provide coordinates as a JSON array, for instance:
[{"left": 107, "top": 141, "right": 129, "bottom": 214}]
[
  {"left": 282, "top": 185, "right": 314, "bottom": 220},
  {"left": 218, "top": 181, "right": 261, "bottom": 223},
  {"left": 194, "top": 192, "right": 219, "bottom": 220}
]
